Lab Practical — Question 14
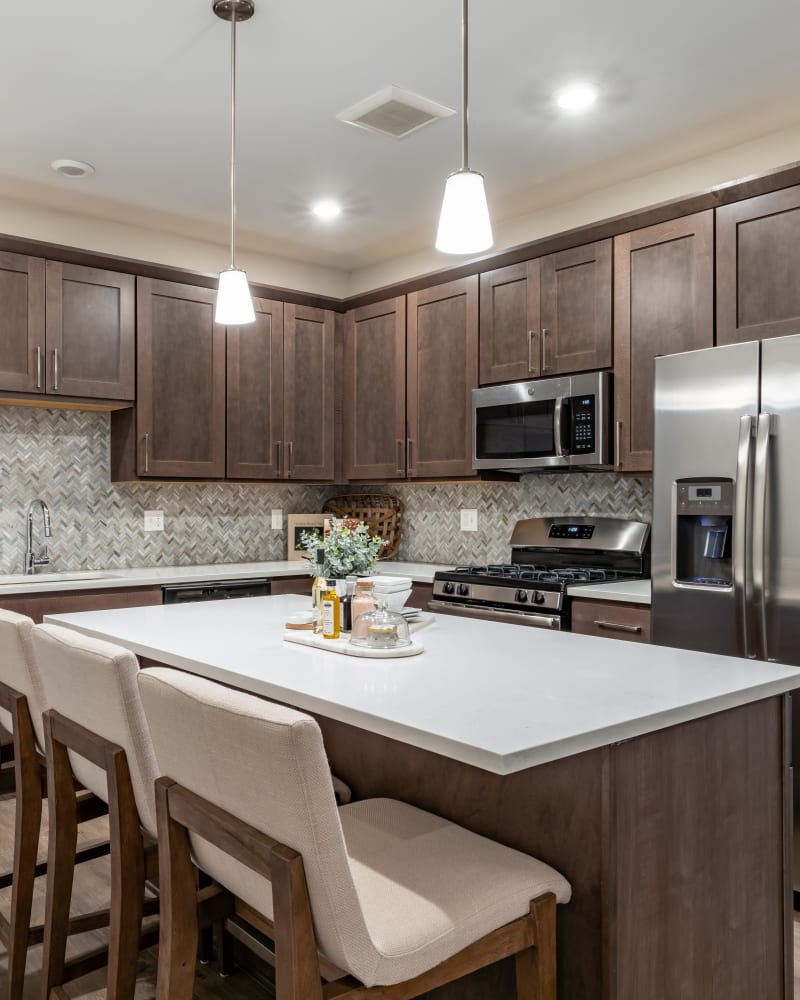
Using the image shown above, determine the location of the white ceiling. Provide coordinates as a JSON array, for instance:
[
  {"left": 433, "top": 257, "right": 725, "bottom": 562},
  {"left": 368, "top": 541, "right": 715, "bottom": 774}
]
[{"left": 2, "top": 0, "right": 800, "bottom": 272}]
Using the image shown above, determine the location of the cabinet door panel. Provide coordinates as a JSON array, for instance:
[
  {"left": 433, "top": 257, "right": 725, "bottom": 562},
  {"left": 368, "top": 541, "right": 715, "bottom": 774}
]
[
  {"left": 479, "top": 260, "right": 540, "bottom": 384},
  {"left": 0, "top": 252, "right": 44, "bottom": 392},
  {"left": 717, "top": 186, "right": 800, "bottom": 344},
  {"left": 614, "top": 212, "right": 713, "bottom": 471},
  {"left": 284, "top": 304, "right": 335, "bottom": 480},
  {"left": 540, "top": 239, "right": 612, "bottom": 374},
  {"left": 45, "top": 262, "right": 135, "bottom": 399},
  {"left": 137, "top": 279, "right": 225, "bottom": 478},
  {"left": 407, "top": 276, "right": 478, "bottom": 479},
  {"left": 344, "top": 297, "right": 406, "bottom": 479},
  {"left": 227, "top": 298, "right": 284, "bottom": 479},
  {"left": 571, "top": 598, "right": 651, "bottom": 643}
]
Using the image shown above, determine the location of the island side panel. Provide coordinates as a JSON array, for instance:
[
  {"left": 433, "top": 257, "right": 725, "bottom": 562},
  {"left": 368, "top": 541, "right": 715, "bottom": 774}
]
[
  {"left": 611, "top": 695, "right": 788, "bottom": 1000},
  {"left": 315, "top": 714, "right": 610, "bottom": 1000}
]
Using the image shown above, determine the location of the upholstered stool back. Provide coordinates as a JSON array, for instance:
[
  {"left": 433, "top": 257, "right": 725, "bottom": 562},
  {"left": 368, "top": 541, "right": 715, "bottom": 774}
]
[{"left": 0, "top": 608, "right": 47, "bottom": 749}]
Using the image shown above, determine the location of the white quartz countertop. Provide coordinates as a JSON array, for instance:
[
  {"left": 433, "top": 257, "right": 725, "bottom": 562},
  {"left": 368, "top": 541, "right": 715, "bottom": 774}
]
[
  {"left": 566, "top": 579, "right": 652, "bottom": 605},
  {"left": 45, "top": 594, "right": 800, "bottom": 776},
  {"left": 0, "top": 560, "right": 445, "bottom": 596}
]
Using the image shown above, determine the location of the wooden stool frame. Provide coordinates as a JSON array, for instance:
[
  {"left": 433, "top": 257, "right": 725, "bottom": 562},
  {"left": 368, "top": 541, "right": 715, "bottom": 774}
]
[{"left": 155, "top": 776, "right": 558, "bottom": 1000}]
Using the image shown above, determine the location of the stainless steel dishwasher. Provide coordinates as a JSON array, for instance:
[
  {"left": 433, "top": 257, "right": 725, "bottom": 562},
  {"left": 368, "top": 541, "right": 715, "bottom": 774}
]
[{"left": 162, "top": 579, "right": 271, "bottom": 604}]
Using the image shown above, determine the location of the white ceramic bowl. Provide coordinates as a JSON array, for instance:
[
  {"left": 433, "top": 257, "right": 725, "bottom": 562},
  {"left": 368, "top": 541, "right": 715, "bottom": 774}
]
[{"left": 382, "top": 588, "right": 413, "bottom": 611}]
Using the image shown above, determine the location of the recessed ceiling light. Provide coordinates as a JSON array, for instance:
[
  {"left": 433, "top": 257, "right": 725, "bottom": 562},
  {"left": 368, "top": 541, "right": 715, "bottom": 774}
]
[
  {"left": 51, "top": 158, "right": 95, "bottom": 178},
  {"left": 311, "top": 199, "right": 342, "bottom": 220},
  {"left": 555, "top": 85, "right": 597, "bottom": 112}
]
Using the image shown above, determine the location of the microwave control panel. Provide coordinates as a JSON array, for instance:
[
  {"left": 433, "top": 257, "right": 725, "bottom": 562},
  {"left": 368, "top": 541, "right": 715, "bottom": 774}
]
[{"left": 569, "top": 395, "right": 596, "bottom": 454}]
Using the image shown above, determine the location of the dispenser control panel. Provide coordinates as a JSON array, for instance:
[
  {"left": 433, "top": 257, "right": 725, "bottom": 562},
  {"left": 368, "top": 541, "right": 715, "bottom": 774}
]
[{"left": 677, "top": 481, "right": 732, "bottom": 515}]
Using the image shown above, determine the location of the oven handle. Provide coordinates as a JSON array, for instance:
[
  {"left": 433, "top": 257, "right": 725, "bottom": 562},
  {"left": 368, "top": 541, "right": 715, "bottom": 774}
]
[{"left": 428, "top": 600, "right": 561, "bottom": 630}]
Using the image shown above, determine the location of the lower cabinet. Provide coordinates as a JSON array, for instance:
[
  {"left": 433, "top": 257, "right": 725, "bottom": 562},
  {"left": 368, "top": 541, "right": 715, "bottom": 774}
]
[
  {"left": 571, "top": 599, "right": 651, "bottom": 643},
  {"left": 0, "top": 587, "right": 163, "bottom": 624}
]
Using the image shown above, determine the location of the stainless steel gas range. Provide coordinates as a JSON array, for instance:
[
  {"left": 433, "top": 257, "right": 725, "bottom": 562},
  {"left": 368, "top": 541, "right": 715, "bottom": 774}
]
[{"left": 430, "top": 516, "right": 650, "bottom": 630}]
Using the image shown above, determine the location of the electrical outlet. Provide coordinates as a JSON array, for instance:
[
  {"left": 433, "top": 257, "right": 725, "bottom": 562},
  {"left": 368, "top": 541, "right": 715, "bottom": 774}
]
[
  {"left": 271, "top": 508, "right": 283, "bottom": 530},
  {"left": 460, "top": 508, "right": 478, "bottom": 532},
  {"left": 143, "top": 510, "right": 164, "bottom": 532}
]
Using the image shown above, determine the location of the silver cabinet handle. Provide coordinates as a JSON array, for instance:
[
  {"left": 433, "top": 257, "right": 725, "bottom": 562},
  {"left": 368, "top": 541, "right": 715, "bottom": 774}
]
[
  {"left": 52, "top": 348, "right": 60, "bottom": 391},
  {"left": 541, "top": 328, "right": 550, "bottom": 373},
  {"left": 287, "top": 440, "right": 293, "bottom": 478},
  {"left": 396, "top": 439, "right": 404, "bottom": 476},
  {"left": 615, "top": 419, "right": 622, "bottom": 470},
  {"left": 752, "top": 412, "right": 772, "bottom": 661},
  {"left": 35, "top": 346, "right": 42, "bottom": 390},
  {"left": 593, "top": 620, "right": 642, "bottom": 634},
  {"left": 406, "top": 438, "right": 414, "bottom": 476},
  {"left": 276, "top": 441, "right": 282, "bottom": 476},
  {"left": 734, "top": 415, "right": 755, "bottom": 658},
  {"left": 528, "top": 330, "right": 537, "bottom": 373},
  {"left": 144, "top": 432, "right": 150, "bottom": 474}
]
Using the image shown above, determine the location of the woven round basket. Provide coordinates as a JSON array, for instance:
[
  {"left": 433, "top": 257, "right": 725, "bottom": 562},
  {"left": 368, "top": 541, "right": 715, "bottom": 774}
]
[{"left": 322, "top": 493, "right": 404, "bottom": 560}]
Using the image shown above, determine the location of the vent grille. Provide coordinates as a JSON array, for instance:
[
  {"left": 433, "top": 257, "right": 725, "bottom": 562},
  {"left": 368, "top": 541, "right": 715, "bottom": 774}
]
[{"left": 337, "top": 85, "right": 455, "bottom": 140}]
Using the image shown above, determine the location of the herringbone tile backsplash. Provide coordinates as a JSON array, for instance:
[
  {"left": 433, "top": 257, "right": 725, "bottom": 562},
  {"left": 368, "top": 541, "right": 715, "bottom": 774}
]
[{"left": 0, "top": 408, "right": 651, "bottom": 574}]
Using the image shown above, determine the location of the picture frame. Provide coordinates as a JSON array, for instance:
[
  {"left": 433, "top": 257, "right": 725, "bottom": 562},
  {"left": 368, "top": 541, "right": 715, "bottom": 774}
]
[{"left": 286, "top": 514, "right": 327, "bottom": 561}]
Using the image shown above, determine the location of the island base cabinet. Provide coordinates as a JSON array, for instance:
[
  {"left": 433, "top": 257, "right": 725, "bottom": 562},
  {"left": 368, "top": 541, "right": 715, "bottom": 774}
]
[
  {"left": 314, "top": 695, "right": 790, "bottom": 1000},
  {"left": 571, "top": 598, "right": 651, "bottom": 643}
]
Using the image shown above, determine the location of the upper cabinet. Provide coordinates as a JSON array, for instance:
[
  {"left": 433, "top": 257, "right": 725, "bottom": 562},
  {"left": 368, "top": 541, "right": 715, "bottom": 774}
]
[
  {"left": 717, "top": 186, "right": 800, "bottom": 345},
  {"left": 614, "top": 212, "right": 714, "bottom": 472},
  {"left": 478, "top": 240, "right": 612, "bottom": 386},
  {"left": 344, "top": 297, "right": 406, "bottom": 480},
  {"left": 407, "top": 277, "right": 478, "bottom": 479},
  {"left": 0, "top": 252, "right": 134, "bottom": 400}
]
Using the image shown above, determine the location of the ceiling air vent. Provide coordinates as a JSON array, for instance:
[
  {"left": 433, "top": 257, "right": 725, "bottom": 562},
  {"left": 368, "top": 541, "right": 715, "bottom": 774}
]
[{"left": 337, "top": 85, "right": 455, "bottom": 139}]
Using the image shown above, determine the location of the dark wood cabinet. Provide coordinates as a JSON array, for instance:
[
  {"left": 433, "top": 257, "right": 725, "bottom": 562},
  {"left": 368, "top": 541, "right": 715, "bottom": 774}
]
[
  {"left": 45, "top": 262, "right": 135, "bottom": 399},
  {"left": 136, "top": 278, "right": 226, "bottom": 479},
  {"left": 717, "top": 185, "right": 800, "bottom": 345},
  {"left": 614, "top": 212, "right": 713, "bottom": 471},
  {"left": 571, "top": 598, "right": 651, "bottom": 643},
  {"left": 227, "top": 297, "right": 284, "bottom": 480},
  {"left": 407, "top": 276, "right": 478, "bottom": 479},
  {"left": 0, "top": 251, "right": 44, "bottom": 393},
  {"left": 344, "top": 297, "right": 406, "bottom": 479},
  {"left": 479, "top": 261, "right": 540, "bottom": 384}
]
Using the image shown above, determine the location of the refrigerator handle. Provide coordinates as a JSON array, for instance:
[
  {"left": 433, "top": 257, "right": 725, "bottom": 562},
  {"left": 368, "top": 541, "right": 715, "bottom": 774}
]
[
  {"left": 734, "top": 414, "right": 754, "bottom": 658},
  {"left": 752, "top": 412, "right": 772, "bottom": 661}
]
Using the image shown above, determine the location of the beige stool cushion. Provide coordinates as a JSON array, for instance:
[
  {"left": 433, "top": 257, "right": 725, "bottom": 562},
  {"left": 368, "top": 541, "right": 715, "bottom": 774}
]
[
  {"left": 31, "top": 624, "right": 159, "bottom": 838},
  {"left": 0, "top": 608, "right": 47, "bottom": 750},
  {"left": 138, "top": 666, "right": 571, "bottom": 988}
]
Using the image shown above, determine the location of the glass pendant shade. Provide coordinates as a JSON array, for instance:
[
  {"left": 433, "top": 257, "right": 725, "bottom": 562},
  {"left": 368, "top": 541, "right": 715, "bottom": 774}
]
[
  {"left": 435, "top": 169, "right": 493, "bottom": 254},
  {"left": 215, "top": 267, "right": 255, "bottom": 325}
]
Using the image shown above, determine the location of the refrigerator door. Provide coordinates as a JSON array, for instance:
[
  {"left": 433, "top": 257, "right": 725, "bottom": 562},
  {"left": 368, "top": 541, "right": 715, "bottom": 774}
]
[
  {"left": 652, "top": 341, "right": 760, "bottom": 655},
  {"left": 758, "top": 334, "right": 800, "bottom": 667}
]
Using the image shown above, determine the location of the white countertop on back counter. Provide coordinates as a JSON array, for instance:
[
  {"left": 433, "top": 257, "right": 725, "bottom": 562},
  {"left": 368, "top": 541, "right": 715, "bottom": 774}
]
[
  {"left": 45, "top": 594, "right": 800, "bottom": 775},
  {"left": 566, "top": 579, "right": 652, "bottom": 605},
  {"left": 0, "top": 560, "right": 447, "bottom": 596}
]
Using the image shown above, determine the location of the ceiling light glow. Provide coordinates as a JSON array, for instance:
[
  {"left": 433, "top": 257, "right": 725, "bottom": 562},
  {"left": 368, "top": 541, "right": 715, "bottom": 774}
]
[
  {"left": 555, "top": 85, "right": 597, "bottom": 112},
  {"left": 50, "top": 159, "right": 95, "bottom": 178},
  {"left": 312, "top": 199, "right": 342, "bottom": 220}
]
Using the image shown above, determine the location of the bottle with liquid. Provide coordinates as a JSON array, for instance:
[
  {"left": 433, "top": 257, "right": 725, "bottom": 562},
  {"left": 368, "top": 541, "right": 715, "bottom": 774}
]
[
  {"left": 322, "top": 580, "right": 341, "bottom": 639},
  {"left": 350, "top": 580, "right": 376, "bottom": 640},
  {"left": 311, "top": 548, "right": 327, "bottom": 633},
  {"left": 340, "top": 575, "right": 357, "bottom": 632}
]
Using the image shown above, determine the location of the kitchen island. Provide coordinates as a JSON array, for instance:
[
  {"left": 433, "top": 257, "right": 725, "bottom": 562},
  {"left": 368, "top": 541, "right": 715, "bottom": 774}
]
[{"left": 45, "top": 596, "right": 799, "bottom": 1000}]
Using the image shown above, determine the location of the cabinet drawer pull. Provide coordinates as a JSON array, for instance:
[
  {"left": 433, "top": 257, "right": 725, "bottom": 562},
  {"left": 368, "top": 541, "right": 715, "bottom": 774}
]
[
  {"left": 406, "top": 438, "right": 414, "bottom": 476},
  {"left": 615, "top": 420, "right": 622, "bottom": 469},
  {"left": 52, "top": 348, "right": 60, "bottom": 391},
  {"left": 396, "top": 439, "right": 404, "bottom": 475},
  {"left": 276, "top": 441, "right": 282, "bottom": 475},
  {"left": 287, "top": 440, "right": 293, "bottom": 477},
  {"left": 35, "top": 346, "right": 42, "bottom": 390},
  {"left": 144, "top": 433, "right": 150, "bottom": 474},
  {"left": 541, "top": 328, "right": 549, "bottom": 373},
  {"left": 593, "top": 619, "right": 642, "bottom": 634},
  {"left": 528, "top": 330, "right": 536, "bottom": 373}
]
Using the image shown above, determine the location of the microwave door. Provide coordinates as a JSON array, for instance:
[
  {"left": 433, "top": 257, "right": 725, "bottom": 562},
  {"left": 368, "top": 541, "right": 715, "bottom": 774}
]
[{"left": 473, "top": 396, "right": 566, "bottom": 469}]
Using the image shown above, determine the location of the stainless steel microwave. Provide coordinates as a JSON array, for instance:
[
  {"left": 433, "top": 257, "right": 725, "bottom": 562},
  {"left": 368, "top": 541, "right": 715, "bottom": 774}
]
[{"left": 472, "top": 371, "right": 612, "bottom": 472}]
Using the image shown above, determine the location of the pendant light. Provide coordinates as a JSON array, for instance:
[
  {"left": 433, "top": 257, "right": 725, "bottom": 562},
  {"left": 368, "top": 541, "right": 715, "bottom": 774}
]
[
  {"left": 435, "top": 0, "right": 493, "bottom": 255},
  {"left": 214, "top": 0, "right": 256, "bottom": 325}
]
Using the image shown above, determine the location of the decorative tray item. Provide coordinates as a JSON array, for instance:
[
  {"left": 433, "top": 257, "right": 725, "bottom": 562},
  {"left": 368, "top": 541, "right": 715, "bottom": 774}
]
[
  {"left": 283, "top": 630, "right": 423, "bottom": 658},
  {"left": 322, "top": 493, "right": 404, "bottom": 560}
]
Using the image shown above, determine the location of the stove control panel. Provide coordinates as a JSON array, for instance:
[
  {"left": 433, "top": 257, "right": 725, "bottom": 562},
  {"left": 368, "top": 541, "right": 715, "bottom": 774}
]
[
  {"left": 548, "top": 523, "right": 595, "bottom": 540},
  {"left": 432, "top": 579, "right": 563, "bottom": 612}
]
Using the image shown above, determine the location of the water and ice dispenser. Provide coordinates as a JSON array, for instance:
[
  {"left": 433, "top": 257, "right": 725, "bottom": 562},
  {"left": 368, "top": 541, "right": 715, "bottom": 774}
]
[{"left": 674, "top": 481, "right": 734, "bottom": 587}]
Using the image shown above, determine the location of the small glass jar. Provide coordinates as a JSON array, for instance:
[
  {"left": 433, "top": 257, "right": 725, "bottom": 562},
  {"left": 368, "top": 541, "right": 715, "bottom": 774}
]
[
  {"left": 350, "top": 580, "right": 376, "bottom": 640},
  {"left": 350, "top": 600, "right": 411, "bottom": 650}
]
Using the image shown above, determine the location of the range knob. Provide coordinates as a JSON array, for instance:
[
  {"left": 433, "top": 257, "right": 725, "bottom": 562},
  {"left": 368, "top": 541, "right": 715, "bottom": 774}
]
[
  {"left": 443, "top": 581, "right": 455, "bottom": 595},
  {"left": 515, "top": 589, "right": 529, "bottom": 603},
  {"left": 458, "top": 583, "right": 470, "bottom": 597},
  {"left": 533, "top": 591, "right": 546, "bottom": 605}
]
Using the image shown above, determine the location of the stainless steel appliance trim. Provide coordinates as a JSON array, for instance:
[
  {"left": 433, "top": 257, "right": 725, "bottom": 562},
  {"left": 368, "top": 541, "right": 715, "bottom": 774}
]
[
  {"left": 432, "top": 578, "right": 562, "bottom": 610},
  {"left": 510, "top": 515, "right": 650, "bottom": 555},
  {"left": 592, "top": 619, "right": 642, "bottom": 634},
  {"left": 734, "top": 414, "right": 754, "bottom": 657},
  {"left": 35, "top": 346, "right": 42, "bottom": 390},
  {"left": 553, "top": 396, "right": 564, "bottom": 459},
  {"left": 52, "top": 348, "right": 60, "bottom": 391},
  {"left": 428, "top": 600, "right": 561, "bottom": 629},
  {"left": 752, "top": 412, "right": 772, "bottom": 661}
]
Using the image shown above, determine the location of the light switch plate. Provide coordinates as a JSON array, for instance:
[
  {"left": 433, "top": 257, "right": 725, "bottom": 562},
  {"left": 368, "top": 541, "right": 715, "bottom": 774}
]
[
  {"left": 460, "top": 509, "right": 478, "bottom": 532},
  {"left": 143, "top": 510, "right": 164, "bottom": 532},
  {"left": 271, "top": 508, "right": 283, "bottom": 530}
]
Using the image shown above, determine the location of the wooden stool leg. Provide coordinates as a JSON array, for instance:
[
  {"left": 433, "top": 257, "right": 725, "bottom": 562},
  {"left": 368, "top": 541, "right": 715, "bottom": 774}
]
[
  {"left": 41, "top": 726, "right": 78, "bottom": 1000},
  {"left": 514, "top": 894, "right": 557, "bottom": 1000},
  {"left": 7, "top": 701, "right": 43, "bottom": 1000},
  {"left": 155, "top": 779, "right": 198, "bottom": 1000}
]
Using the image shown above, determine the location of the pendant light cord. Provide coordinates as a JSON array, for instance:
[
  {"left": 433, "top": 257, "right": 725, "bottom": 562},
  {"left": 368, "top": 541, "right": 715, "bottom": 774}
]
[
  {"left": 461, "top": 0, "right": 469, "bottom": 172},
  {"left": 229, "top": 4, "right": 238, "bottom": 269}
]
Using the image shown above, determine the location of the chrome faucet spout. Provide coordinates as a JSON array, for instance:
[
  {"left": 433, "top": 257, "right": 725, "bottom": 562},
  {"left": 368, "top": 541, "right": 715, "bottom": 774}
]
[{"left": 24, "top": 499, "right": 52, "bottom": 574}]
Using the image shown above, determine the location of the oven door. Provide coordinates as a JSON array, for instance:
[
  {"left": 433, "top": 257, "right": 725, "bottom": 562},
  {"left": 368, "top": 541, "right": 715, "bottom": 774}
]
[
  {"left": 429, "top": 600, "right": 562, "bottom": 629},
  {"left": 472, "top": 377, "right": 570, "bottom": 471}
]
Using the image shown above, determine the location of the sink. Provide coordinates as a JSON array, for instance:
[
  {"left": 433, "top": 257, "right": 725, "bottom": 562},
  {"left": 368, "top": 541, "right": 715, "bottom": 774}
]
[{"left": 0, "top": 571, "right": 121, "bottom": 586}]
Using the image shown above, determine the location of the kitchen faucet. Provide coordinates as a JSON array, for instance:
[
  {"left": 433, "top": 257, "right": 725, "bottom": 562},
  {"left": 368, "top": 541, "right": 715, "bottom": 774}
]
[{"left": 25, "top": 499, "right": 52, "bottom": 574}]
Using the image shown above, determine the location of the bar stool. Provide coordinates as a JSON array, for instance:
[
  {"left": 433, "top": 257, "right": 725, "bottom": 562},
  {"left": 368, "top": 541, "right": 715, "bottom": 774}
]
[
  {"left": 0, "top": 609, "right": 110, "bottom": 999},
  {"left": 138, "top": 666, "right": 572, "bottom": 1000}
]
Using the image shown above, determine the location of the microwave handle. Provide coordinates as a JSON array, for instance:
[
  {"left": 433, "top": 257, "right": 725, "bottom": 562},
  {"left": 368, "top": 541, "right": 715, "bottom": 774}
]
[{"left": 553, "top": 396, "right": 565, "bottom": 458}]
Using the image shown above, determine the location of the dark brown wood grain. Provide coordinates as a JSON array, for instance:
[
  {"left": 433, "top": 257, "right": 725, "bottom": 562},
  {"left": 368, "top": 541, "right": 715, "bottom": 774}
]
[
  {"left": 44, "top": 262, "right": 135, "bottom": 400},
  {"left": 344, "top": 297, "right": 407, "bottom": 480},
  {"left": 614, "top": 211, "right": 714, "bottom": 471},
  {"left": 227, "top": 297, "right": 285, "bottom": 480},
  {"left": 479, "top": 261, "right": 541, "bottom": 385},
  {"left": 407, "top": 277, "right": 478, "bottom": 479},
  {"left": 0, "top": 586, "right": 163, "bottom": 623},
  {"left": 0, "top": 251, "right": 45, "bottom": 394},
  {"left": 284, "top": 304, "right": 336, "bottom": 481},
  {"left": 570, "top": 598, "right": 651, "bottom": 643}
]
